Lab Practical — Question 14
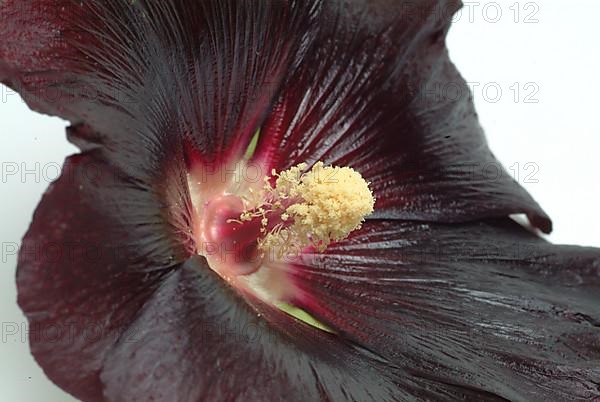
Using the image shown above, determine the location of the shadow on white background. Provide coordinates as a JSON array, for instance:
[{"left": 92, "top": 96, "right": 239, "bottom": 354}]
[{"left": 0, "top": 1, "right": 598, "bottom": 401}]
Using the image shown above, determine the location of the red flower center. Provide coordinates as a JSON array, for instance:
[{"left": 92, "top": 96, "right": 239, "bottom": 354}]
[{"left": 188, "top": 159, "right": 375, "bottom": 308}]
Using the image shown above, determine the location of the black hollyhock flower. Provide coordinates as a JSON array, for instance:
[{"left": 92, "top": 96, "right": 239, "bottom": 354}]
[{"left": 1, "top": 1, "right": 599, "bottom": 401}]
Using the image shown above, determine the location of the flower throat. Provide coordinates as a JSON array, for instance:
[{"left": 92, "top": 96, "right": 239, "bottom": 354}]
[{"left": 197, "top": 161, "right": 375, "bottom": 278}]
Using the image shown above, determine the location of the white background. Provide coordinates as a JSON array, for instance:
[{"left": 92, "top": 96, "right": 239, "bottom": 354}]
[{"left": 1, "top": 2, "right": 599, "bottom": 401}]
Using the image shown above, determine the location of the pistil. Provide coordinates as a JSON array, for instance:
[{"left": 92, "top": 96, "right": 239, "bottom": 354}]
[{"left": 198, "top": 194, "right": 263, "bottom": 276}]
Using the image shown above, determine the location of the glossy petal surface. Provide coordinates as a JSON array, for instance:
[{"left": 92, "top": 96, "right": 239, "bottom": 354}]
[
  {"left": 1, "top": 0, "right": 550, "bottom": 229},
  {"left": 252, "top": 0, "right": 551, "bottom": 231},
  {"left": 291, "top": 219, "right": 600, "bottom": 400}
]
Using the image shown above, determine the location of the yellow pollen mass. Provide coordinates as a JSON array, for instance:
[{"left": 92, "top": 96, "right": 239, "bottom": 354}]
[{"left": 254, "top": 161, "right": 375, "bottom": 256}]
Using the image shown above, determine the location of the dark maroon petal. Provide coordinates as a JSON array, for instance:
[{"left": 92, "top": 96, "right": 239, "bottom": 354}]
[
  {"left": 0, "top": 0, "right": 315, "bottom": 163},
  {"left": 100, "top": 257, "right": 419, "bottom": 402},
  {"left": 290, "top": 219, "right": 600, "bottom": 400},
  {"left": 2, "top": 0, "right": 550, "bottom": 229},
  {"left": 16, "top": 149, "right": 193, "bottom": 401},
  {"left": 253, "top": 0, "right": 551, "bottom": 232}
]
